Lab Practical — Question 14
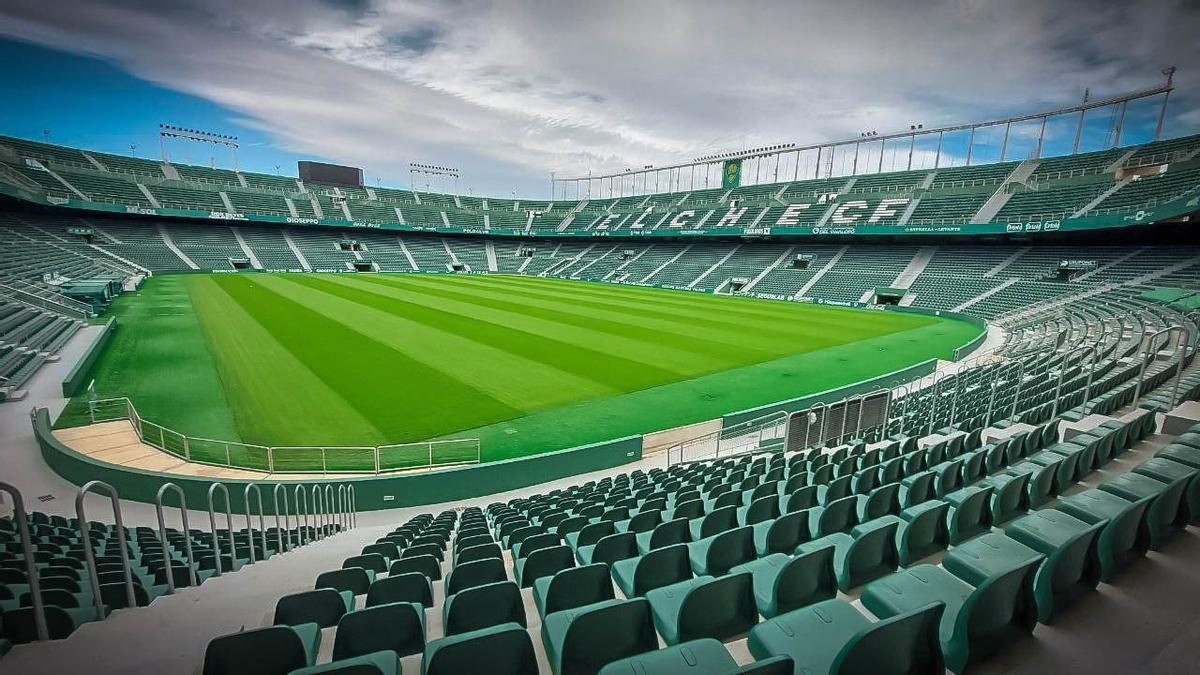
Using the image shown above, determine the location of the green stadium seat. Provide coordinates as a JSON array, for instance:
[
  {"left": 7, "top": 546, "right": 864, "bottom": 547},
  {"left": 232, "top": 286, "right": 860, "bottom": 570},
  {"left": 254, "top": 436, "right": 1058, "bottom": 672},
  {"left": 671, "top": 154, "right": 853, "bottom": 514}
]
[
  {"left": 688, "top": 526, "right": 755, "bottom": 576},
  {"left": 1003, "top": 509, "right": 1104, "bottom": 622},
  {"left": 455, "top": 543, "right": 501, "bottom": 566},
  {"left": 274, "top": 589, "right": 353, "bottom": 628},
  {"left": 752, "top": 510, "right": 810, "bottom": 555},
  {"left": 748, "top": 599, "right": 944, "bottom": 675},
  {"left": 1132, "top": 458, "right": 1200, "bottom": 524},
  {"left": 979, "top": 473, "right": 1030, "bottom": 525},
  {"left": 783, "top": 485, "right": 818, "bottom": 514},
  {"left": 1055, "top": 489, "right": 1152, "bottom": 581},
  {"left": 316, "top": 567, "right": 374, "bottom": 596},
  {"left": 598, "top": 638, "right": 792, "bottom": 675},
  {"left": 612, "top": 543, "right": 692, "bottom": 597},
  {"left": 944, "top": 485, "right": 993, "bottom": 545},
  {"left": 689, "top": 505, "right": 739, "bottom": 540},
  {"left": 446, "top": 557, "right": 507, "bottom": 596},
  {"left": 1005, "top": 459, "right": 1060, "bottom": 508},
  {"left": 636, "top": 518, "right": 690, "bottom": 554},
  {"left": 645, "top": 572, "right": 757, "bottom": 645},
  {"left": 366, "top": 572, "right": 433, "bottom": 608},
  {"left": 291, "top": 651, "right": 401, "bottom": 675},
  {"left": 333, "top": 602, "right": 425, "bottom": 659},
  {"left": 857, "top": 482, "right": 901, "bottom": 521},
  {"left": 422, "top": 623, "right": 538, "bottom": 675},
  {"left": 202, "top": 624, "right": 320, "bottom": 675},
  {"left": 576, "top": 532, "right": 638, "bottom": 566},
  {"left": 343, "top": 554, "right": 387, "bottom": 575},
  {"left": 809, "top": 495, "right": 859, "bottom": 537},
  {"left": 1100, "top": 472, "right": 1188, "bottom": 549},
  {"left": 862, "top": 560, "right": 1038, "bottom": 673},
  {"left": 542, "top": 598, "right": 659, "bottom": 675},
  {"left": 895, "top": 500, "right": 950, "bottom": 565},
  {"left": 534, "top": 563, "right": 615, "bottom": 619},
  {"left": 799, "top": 517, "right": 900, "bottom": 592},
  {"left": 390, "top": 554, "right": 441, "bottom": 581},
  {"left": 443, "top": 580, "right": 526, "bottom": 635},
  {"left": 515, "top": 545, "right": 575, "bottom": 588},
  {"left": 730, "top": 548, "right": 836, "bottom": 618}
]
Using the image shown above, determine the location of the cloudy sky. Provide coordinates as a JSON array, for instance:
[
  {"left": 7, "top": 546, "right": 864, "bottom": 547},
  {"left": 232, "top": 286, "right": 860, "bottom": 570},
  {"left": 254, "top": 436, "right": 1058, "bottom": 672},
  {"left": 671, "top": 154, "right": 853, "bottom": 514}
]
[{"left": 0, "top": 0, "right": 1197, "bottom": 197}]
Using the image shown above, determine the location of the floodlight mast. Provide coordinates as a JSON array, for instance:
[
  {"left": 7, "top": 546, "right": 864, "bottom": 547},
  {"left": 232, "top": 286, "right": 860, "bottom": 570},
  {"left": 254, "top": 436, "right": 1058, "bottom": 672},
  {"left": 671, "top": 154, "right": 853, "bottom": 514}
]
[
  {"left": 159, "top": 124, "right": 241, "bottom": 171},
  {"left": 409, "top": 162, "right": 461, "bottom": 194}
]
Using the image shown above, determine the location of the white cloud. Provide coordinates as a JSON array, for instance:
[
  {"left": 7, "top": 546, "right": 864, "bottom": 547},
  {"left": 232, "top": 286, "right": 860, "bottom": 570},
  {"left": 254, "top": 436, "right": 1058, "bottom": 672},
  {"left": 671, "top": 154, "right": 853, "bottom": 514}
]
[{"left": 1, "top": 0, "right": 1196, "bottom": 196}]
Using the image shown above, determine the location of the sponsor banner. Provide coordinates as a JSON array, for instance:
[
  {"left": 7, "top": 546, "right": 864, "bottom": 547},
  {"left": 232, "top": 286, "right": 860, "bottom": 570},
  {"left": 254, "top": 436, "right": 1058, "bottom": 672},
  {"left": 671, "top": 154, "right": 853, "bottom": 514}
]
[{"left": 722, "top": 159, "right": 742, "bottom": 189}]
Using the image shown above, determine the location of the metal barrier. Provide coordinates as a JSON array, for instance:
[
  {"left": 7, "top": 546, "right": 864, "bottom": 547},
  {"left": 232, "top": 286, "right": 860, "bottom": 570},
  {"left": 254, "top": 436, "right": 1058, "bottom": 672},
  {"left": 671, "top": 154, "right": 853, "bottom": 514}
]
[
  {"left": 337, "top": 484, "right": 348, "bottom": 532},
  {"left": 273, "top": 484, "right": 292, "bottom": 553},
  {"left": 86, "top": 397, "right": 480, "bottom": 474},
  {"left": 155, "top": 483, "right": 198, "bottom": 593},
  {"left": 294, "top": 484, "right": 310, "bottom": 546},
  {"left": 207, "top": 483, "right": 236, "bottom": 577},
  {"left": 665, "top": 410, "right": 788, "bottom": 465},
  {"left": 243, "top": 484, "right": 267, "bottom": 564},
  {"left": 311, "top": 484, "right": 326, "bottom": 540},
  {"left": 0, "top": 481, "right": 47, "bottom": 640},
  {"left": 324, "top": 484, "right": 335, "bottom": 534},
  {"left": 77, "top": 480, "right": 136, "bottom": 620}
]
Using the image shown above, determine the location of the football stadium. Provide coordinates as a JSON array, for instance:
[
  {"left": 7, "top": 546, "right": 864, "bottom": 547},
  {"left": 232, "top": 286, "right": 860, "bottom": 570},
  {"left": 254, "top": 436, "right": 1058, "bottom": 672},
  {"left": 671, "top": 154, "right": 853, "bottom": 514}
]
[{"left": 2, "top": 2, "right": 1200, "bottom": 673}]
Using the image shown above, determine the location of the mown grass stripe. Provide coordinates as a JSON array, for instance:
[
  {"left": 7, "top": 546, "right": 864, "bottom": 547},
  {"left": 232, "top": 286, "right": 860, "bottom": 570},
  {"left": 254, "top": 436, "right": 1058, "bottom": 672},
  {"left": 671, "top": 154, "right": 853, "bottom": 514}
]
[
  {"left": 381, "top": 273, "right": 913, "bottom": 354},
  {"left": 252, "top": 274, "right": 618, "bottom": 411},
  {"left": 354, "top": 274, "right": 761, "bottom": 368},
  {"left": 188, "top": 275, "right": 386, "bottom": 446},
  {"left": 425, "top": 274, "right": 817, "bottom": 334},
  {"left": 214, "top": 274, "right": 525, "bottom": 443},
  {"left": 294, "top": 274, "right": 687, "bottom": 390},
  {"left": 457, "top": 273, "right": 883, "bottom": 324}
]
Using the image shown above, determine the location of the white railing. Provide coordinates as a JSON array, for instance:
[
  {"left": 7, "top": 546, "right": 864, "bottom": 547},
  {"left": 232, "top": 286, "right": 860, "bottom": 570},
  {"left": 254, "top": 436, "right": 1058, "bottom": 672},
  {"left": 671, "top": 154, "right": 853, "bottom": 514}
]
[
  {"left": 87, "top": 397, "right": 480, "bottom": 474},
  {"left": 665, "top": 410, "right": 788, "bottom": 466}
]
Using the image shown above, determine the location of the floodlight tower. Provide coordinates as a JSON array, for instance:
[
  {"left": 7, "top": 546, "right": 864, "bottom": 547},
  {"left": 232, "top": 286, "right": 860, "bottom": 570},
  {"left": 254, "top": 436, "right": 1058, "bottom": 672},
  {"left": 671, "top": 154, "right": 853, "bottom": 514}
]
[{"left": 158, "top": 124, "right": 240, "bottom": 170}]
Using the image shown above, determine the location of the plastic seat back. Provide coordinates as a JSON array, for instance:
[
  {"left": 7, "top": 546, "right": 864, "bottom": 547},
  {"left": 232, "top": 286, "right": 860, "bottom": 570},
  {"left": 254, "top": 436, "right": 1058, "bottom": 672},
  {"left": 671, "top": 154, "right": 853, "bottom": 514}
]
[
  {"left": 560, "top": 598, "right": 658, "bottom": 675},
  {"left": 202, "top": 625, "right": 311, "bottom": 675},
  {"left": 274, "top": 589, "right": 350, "bottom": 628},
  {"left": 366, "top": 571, "right": 433, "bottom": 608},
  {"left": 447, "top": 557, "right": 507, "bottom": 596},
  {"left": 445, "top": 580, "right": 526, "bottom": 635},
  {"left": 835, "top": 602, "right": 944, "bottom": 675},
  {"left": 333, "top": 602, "right": 425, "bottom": 660},
  {"left": 542, "top": 563, "right": 616, "bottom": 616},
  {"left": 424, "top": 623, "right": 537, "bottom": 675},
  {"left": 317, "top": 567, "right": 372, "bottom": 596}
]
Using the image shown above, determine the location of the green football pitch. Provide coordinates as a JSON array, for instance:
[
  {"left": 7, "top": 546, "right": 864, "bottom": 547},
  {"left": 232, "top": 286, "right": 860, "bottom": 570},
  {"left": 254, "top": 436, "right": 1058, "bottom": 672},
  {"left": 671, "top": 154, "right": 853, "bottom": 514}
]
[{"left": 58, "top": 273, "right": 982, "bottom": 463}]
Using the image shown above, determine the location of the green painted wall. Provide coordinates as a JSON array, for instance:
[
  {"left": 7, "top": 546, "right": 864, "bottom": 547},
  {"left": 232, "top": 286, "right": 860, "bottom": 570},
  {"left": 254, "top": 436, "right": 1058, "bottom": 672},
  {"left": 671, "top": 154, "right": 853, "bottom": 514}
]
[{"left": 61, "top": 318, "right": 115, "bottom": 397}]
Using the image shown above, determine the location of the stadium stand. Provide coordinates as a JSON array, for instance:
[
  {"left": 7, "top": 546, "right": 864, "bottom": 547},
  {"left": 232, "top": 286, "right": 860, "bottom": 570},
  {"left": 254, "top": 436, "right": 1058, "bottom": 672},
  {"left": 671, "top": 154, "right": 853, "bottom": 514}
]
[
  {"left": 2, "top": 127, "right": 1200, "bottom": 673},
  {"left": 4, "top": 132, "right": 1200, "bottom": 235}
]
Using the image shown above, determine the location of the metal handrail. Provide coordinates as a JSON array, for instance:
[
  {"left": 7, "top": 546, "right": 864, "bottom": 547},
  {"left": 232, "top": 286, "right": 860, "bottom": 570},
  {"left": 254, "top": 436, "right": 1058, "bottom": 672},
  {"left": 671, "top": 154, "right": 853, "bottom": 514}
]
[
  {"left": 311, "top": 484, "right": 326, "bottom": 540},
  {"left": 337, "top": 484, "right": 348, "bottom": 531},
  {"left": 155, "top": 483, "right": 198, "bottom": 593},
  {"left": 272, "top": 483, "right": 291, "bottom": 553},
  {"left": 294, "top": 484, "right": 310, "bottom": 546},
  {"left": 77, "top": 480, "right": 136, "bottom": 620},
  {"left": 243, "top": 484, "right": 267, "bottom": 564},
  {"left": 1134, "top": 325, "right": 1191, "bottom": 408},
  {"left": 207, "top": 483, "right": 237, "bottom": 577},
  {"left": 324, "top": 485, "right": 336, "bottom": 534},
  {"left": 0, "top": 481, "right": 47, "bottom": 640},
  {"left": 347, "top": 484, "right": 357, "bottom": 529}
]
